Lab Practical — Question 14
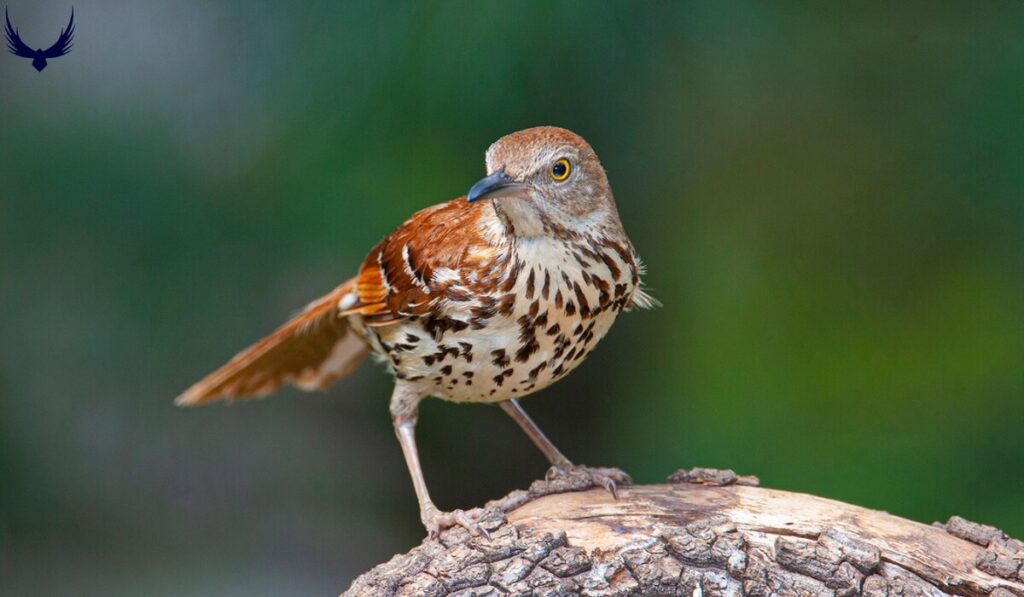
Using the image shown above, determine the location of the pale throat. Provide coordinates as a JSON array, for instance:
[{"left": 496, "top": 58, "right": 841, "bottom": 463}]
[{"left": 493, "top": 198, "right": 548, "bottom": 237}]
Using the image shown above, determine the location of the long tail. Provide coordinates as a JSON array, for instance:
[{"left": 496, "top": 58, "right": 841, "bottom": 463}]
[{"left": 175, "top": 278, "right": 368, "bottom": 406}]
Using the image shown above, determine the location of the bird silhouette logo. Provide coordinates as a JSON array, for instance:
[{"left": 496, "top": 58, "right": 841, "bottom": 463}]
[{"left": 5, "top": 7, "right": 74, "bottom": 72}]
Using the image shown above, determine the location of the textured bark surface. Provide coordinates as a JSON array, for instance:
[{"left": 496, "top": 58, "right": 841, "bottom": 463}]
[{"left": 343, "top": 468, "right": 1024, "bottom": 596}]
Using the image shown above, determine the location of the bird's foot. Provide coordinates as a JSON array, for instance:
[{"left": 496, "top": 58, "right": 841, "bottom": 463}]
[
  {"left": 421, "top": 505, "right": 490, "bottom": 539},
  {"left": 545, "top": 463, "right": 633, "bottom": 499}
]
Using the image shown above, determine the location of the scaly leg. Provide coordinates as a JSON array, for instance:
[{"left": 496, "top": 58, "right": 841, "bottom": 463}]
[
  {"left": 390, "top": 382, "right": 485, "bottom": 537},
  {"left": 499, "top": 398, "right": 632, "bottom": 497},
  {"left": 499, "top": 398, "right": 572, "bottom": 468}
]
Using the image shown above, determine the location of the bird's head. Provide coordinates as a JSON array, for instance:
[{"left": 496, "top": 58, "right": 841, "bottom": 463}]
[{"left": 467, "top": 126, "right": 622, "bottom": 238}]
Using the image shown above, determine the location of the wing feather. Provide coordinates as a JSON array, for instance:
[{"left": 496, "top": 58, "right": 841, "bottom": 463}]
[{"left": 340, "top": 198, "right": 506, "bottom": 325}]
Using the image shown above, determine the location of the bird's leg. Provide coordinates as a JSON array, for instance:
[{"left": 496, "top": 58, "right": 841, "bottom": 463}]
[
  {"left": 499, "top": 398, "right": 631, "bottom": 497},
  {"left": 499, "top": 398, "right": 572, "bottom": 469},
  {"left": 390, "top": 383, "right": 485, "bottom": 537}
]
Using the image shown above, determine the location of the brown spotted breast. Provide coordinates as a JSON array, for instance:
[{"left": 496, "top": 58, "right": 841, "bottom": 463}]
[{"left": 339, "top": 197, "right": 646, "bottom": 403}]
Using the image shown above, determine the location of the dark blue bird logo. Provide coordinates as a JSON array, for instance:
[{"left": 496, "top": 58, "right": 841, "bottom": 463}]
[{"left": 5, "top": 7, "right": 74, "bottom": 72}]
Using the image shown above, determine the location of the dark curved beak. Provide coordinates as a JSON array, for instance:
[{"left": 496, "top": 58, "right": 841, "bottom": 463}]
[{"left": 466, "top": 169, "right": 526, "bottom": 203}]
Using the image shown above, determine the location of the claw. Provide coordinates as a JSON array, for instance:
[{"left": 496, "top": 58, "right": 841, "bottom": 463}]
[
  {"left": 422, "top": 506, "right": 488, "bottom": 538},
  {"left": 603, "top": 476, "right": 618, "bottom": 499},
  {"left": 545, "top": 464, "right": 633, "bottom": 499}
]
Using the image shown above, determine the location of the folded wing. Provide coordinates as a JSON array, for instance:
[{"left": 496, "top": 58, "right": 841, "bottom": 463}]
[
  {"left": 177, "top": 198, "right": 503, "bottom": 405},
  {"left": 340, "top": 198, "right": 508, "bottom": 326}
]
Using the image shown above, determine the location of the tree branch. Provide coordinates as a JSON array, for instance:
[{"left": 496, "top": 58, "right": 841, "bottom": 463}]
[{"left": 343, "top": 468, "right": 1024, "bottom": 596}]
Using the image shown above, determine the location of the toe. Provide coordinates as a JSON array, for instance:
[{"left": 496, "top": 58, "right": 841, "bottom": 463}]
[
  {"left": 421, "top": 506, "right": 489, "bottom": 538},
  {"left": 545, "top": 464, "right": 571, "bottom": 481},
  {"left": 575, "top": 465, "right": 633, "bottom": 498},
  {"left": 601, "top": 476, "right": 619, "bottom": 499},
  {"left": 456, "top": 509, "right": 491, "bottom": 539},
  {"left": 589, "top": 466, "right": 633, "bottom": 486}
]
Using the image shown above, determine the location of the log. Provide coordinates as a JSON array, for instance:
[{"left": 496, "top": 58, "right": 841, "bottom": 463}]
[{"left": 343, "top": 468, "right": 1024, "bottom": 596}]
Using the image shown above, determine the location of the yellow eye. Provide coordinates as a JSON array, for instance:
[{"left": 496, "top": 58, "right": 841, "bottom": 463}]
[{"left": 550, "top": 158, "right": 571, "bottom": 181}]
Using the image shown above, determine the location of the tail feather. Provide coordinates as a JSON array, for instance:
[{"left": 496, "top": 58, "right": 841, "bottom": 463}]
[{"left": 175, "top": 279, "right": 368, "bottom": 406}]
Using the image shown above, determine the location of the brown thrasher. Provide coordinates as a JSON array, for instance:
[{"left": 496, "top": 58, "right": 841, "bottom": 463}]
[{"left": 177, "top": 126, "right": 657, "bottom": 536}]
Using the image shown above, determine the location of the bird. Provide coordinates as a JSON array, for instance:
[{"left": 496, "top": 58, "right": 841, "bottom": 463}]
[
  {"left": 176, "top": 126, "right": 658, "bottom": 536},
  {"left": 4, "top": 7, "right": 75, "bottom": 72}
]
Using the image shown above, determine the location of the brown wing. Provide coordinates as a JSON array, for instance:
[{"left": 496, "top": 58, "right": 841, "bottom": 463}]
[
  {"left": 175, "top": 279, "right": 368, "bottom": 406},
  {"left": 341, "top": 198, "right": 509, "bottom": 325}
]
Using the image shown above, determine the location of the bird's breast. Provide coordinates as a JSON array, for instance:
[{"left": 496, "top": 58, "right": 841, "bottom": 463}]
[{"left": 362, "top": 234, "right": 638, "bottom": 403}]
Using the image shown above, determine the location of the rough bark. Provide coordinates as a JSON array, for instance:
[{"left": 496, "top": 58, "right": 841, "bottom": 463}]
[{"left": 343, "top": 468, "right": 1024, "bottom": 596}]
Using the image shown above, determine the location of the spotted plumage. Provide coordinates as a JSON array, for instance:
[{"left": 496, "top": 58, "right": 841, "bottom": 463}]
[
  {"left": 335, "top": 196, "right": 647, "bottom": 404},
  {"left": 177, "top": 126, "right": 657, "bottom": 536}
]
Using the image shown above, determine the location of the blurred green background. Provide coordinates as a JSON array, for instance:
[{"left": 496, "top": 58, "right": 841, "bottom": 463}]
[{"left": 2, "top": 2, "right": 1022, "bottom": 595}]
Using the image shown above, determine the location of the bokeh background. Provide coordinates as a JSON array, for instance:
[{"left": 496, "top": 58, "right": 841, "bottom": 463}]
[{"left": 2, "top": 2, "right": 1022, "bottom": 594}]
